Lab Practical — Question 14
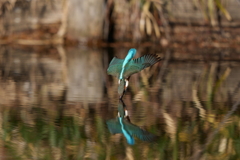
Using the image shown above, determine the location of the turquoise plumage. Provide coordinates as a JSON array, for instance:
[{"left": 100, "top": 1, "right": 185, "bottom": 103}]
[
  {"left": 107, "top": 48, "right": 161, "bottom": 98},
  {"left": 106, "top": 100, "right": 157, "bottom": 145},
  {"left": 119, "top": 48, "right": 137, "bottom": 80}
]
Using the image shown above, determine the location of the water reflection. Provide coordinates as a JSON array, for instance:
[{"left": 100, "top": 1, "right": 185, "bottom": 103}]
[
  {"left": 66, "top": 47, "right": 104, "bottom": 102},
  {"left": 107, "top": 100, "right": 157, "bottom": 145}
]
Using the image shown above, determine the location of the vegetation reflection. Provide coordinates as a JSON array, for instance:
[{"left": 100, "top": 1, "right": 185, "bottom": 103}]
[{"left": 0, "top": 48, "right": 240, "bottom": 159}]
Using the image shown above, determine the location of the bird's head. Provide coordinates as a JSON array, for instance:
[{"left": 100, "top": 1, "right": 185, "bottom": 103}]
[
  {"left": 128, "top": 48, "right": 137, "bottom": 58},
  {"left": 124, "top": 48, "right": 137, "bottom": 63}
]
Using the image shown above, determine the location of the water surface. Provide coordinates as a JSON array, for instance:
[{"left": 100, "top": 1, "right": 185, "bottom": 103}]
[{"left": 0, "top": 46, "right": 240, "bottom": 159}]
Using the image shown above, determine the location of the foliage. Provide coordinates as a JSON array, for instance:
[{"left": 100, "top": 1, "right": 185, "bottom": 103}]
[{"left": 196, "top": 0, "right": 231, "bottom": 26}]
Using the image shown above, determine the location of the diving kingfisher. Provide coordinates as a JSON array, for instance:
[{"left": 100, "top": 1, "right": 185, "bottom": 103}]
[{"left": 107, "top": 48, "right": 161, "bottom": 99}]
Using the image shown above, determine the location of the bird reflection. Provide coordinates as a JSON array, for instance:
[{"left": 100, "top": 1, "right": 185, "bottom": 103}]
[
  {"left": 107, "top": 48, "right": 161, "bottom": 99},
  {"left": 106, "top": 100, "right": 157, "bottom": 145}
]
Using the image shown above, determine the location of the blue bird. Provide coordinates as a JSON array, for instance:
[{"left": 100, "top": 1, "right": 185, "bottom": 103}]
[
  {"left": 107, "top": 48, "right": 161, "bottom": 98},
  {"left": 106, "top": 100, "right": 157, "bottom": 145}
]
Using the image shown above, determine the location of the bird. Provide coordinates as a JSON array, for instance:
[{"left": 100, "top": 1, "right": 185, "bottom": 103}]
[
  {"left": 106, "top": 100, "right": 158, "bottom": 145},
  {"left": 107, "top": 48, "right": 161, "bottom": 99}
]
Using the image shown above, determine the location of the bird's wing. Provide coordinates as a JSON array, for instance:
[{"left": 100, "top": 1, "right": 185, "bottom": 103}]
[
  {"left": 123, "top": 54, "right": 161, "bottom": 78},
  {"left": 123, "top": 120, "right": 158, "bottom": 142},
  {"left": 107, "top": 57, "right": 124, "bottom": 77},
  {"left": 106, "top": 118, "right": 122, "bottom": 134}
]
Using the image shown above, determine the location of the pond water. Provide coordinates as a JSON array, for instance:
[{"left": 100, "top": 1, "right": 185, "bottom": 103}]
[{"left": 0, "top": 45, "right": 240, "bottom": 160}]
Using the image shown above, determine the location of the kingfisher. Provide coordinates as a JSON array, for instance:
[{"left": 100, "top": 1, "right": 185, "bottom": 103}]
[
  {"left": 106, "top": 100, "right": 157, "bottom": 145},
  {"left": 107, "top": 48, "right": 161, "bottom": 99}
]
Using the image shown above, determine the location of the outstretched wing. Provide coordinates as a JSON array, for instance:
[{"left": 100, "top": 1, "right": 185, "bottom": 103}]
[
  {"left": 107, "top": 57, "right": 124, "bottom": 77},
  {"left": 123, "top": 54, "right": 161, "bottom": 78},
  {"left": 123, "top": 120, "right": 158, "bottom": 142}
]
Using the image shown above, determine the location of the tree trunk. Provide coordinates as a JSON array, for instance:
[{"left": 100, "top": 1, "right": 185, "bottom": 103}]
[{"left": 67, "top": 0, "right": 105, "bottom": 41}]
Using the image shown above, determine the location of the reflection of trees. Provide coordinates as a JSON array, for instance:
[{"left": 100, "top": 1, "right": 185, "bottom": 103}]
[
  {"left": 0, "top": 47, "right": 240, "bottom": 159},
  {"left": 66, "top": 48, "right": 104, "bottom": 102},
  {"left": 2, "top": 98, "right": 240, "bottom": 159},
  {"left": 2, "top": 107, "right": 79, "bottom": 159},
  {"left": 0, "top": 47, "right": 104, "bottom": 106},
  {"left": 0, "top": 48, "right": 65, "bottom": 106}
]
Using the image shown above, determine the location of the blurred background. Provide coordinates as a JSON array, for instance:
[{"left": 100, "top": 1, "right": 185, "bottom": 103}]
[{"left": 0, "top": 0, "right": 240, "bottom": 159}]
